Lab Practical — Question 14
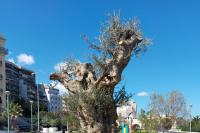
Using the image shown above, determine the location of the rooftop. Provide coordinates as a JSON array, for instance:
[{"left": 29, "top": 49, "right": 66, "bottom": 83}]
[{"left": 6, "top": 60, "right": 35, "bottom": 75}]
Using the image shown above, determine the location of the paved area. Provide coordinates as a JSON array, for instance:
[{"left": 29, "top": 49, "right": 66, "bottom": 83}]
[
  {"left": 158, "top": 129, "right": 200, "bottom": 133},
  {"left": 41, "top": 131, "right": 68, "bottom": 133},
  {"left": 0, "top": 131, "right": 68, "bottom": 133}
]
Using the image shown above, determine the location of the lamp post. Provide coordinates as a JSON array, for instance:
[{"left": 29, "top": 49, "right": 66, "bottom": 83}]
[
  {"left": 37, "top": 84, "right": 40, "bottom": 132},
  {"left": 189, "top": 104, "right": 192, "bottom": 132},
  {"left": 30, "top": 100, "right": 33, "bottom": 132},
  {"left": 5, "top": 91, "right": 10, "bottom": 133}
]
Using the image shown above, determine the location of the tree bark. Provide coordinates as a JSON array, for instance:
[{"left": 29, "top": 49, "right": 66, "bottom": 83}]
[{"left": 77, "top": 97, "right": 117, "bottom": 133}]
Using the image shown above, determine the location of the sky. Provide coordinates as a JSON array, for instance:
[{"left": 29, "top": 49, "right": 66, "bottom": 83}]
[{"left": 0, "top": 0, "right": 200, "bottom": 116}]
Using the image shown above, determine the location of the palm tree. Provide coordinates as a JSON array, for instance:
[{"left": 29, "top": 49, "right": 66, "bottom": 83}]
[{"left": 8, "top": 102, "right": 23, "bottom": 130}]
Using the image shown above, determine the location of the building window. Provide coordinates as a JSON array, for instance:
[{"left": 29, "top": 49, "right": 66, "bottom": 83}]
[
  {"left": 0, "top": 60, "right": 2, "bottom": 66},
  {"left": 0, "top": 74, "right": 3, "bottom": 80}
]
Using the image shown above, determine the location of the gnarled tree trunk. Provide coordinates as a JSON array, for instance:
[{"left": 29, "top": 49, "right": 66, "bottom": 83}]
[
  {"left": 50, "top": 14, "right": 148, "bottom": 133},
  {"left": 77, "top": 97, "right": 117, "bottom": 133}
]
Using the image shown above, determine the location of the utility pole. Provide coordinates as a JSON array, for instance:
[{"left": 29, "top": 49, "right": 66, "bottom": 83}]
[{"left": 5, "top": 91, "right": 10, "bottom": 133}]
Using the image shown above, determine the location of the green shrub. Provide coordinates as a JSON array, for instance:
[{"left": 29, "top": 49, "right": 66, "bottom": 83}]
[
  {"left": 49, "top": 118, "right": 58, "bottom": 127},
  {"left": 0, "top": 115, "right": 7, "bottom": 129},
  {"left": 41, "top": 115, "right": 50, "bottom": 127}
]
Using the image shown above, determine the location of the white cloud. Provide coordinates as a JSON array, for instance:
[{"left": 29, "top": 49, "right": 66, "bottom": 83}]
[
  {"left": 8, "top": 58, "right": 15, "bottom": 64},
  {"left": 17, "top": 53, "right": 35, "bottom": 65},
  {"left": 54, "top": 62, "right": 66, "bottom": 71},
  {"left": 137, "top": 91, "right": 149, "bottom": 97}
]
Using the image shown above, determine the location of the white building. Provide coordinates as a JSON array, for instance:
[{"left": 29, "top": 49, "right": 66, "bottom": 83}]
[
  {"left": 117, "top": 100, "right": 137, "bottom": 118},
  {"left": 117, "top": 100, "right": 142, "bottom": 128},
  {"left": 44, "top": 84, "right": 61, "bottom": 112}
]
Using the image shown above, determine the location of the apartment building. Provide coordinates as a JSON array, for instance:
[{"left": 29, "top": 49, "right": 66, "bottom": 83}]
[
  {"left": 0, "top": 35, "right": 8, "bottom": 112},
  {"left": 5, "top": 61, "right": 37, "bottom": 101}
]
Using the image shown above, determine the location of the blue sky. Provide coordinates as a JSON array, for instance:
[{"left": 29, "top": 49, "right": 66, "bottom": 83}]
[{"left": 0, "top": 0, "right": 200, "bottom": 116}]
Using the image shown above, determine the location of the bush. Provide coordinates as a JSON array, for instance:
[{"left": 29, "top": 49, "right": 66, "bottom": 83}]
[
  {"left": 40, "top": 111, "right": 61, "bottom": 128},
  {"left": 49, "top": 118, "right": 59, "bottom": 127},
  {"left": 0, "top": 115, "right": 7, "bottom": 129},
  {"left": 41, "top": 115, "right": 50, "bottom": 127}
]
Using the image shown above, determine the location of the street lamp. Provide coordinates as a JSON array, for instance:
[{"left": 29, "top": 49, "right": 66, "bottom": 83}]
[
  {"left": 31, "top": 73, "right": 40, "bottom": 132},
  {"left": 30, "top": 100, "right": 33, "bottom": 132},
  {"left": 5, "top": 91, "right": 10, "bottom": 133},
  {"left": 189, "top": 104, "right": 192, "bottom": 132},
  {"left": 37, "top": 84, "right": 40, "bottom": 132}
]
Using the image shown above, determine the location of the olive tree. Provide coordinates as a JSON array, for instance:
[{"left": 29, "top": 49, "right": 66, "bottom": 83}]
[{"left": 50, "top": 13, "right": 149, "bottom": 133}]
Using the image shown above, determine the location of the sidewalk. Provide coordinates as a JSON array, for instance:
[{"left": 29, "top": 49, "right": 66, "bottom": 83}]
[
  {"left": 40, "top": 131, "right": 68, "bottom": 133},
  {"left": 158, "top": 131, "right": 200, "bottom": 133},
  {"left": 0, "top": 131, "right": 68, "bottom": 133},
  {"left": 0, "top": 131, "right": 14, "bottom": 133}
]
